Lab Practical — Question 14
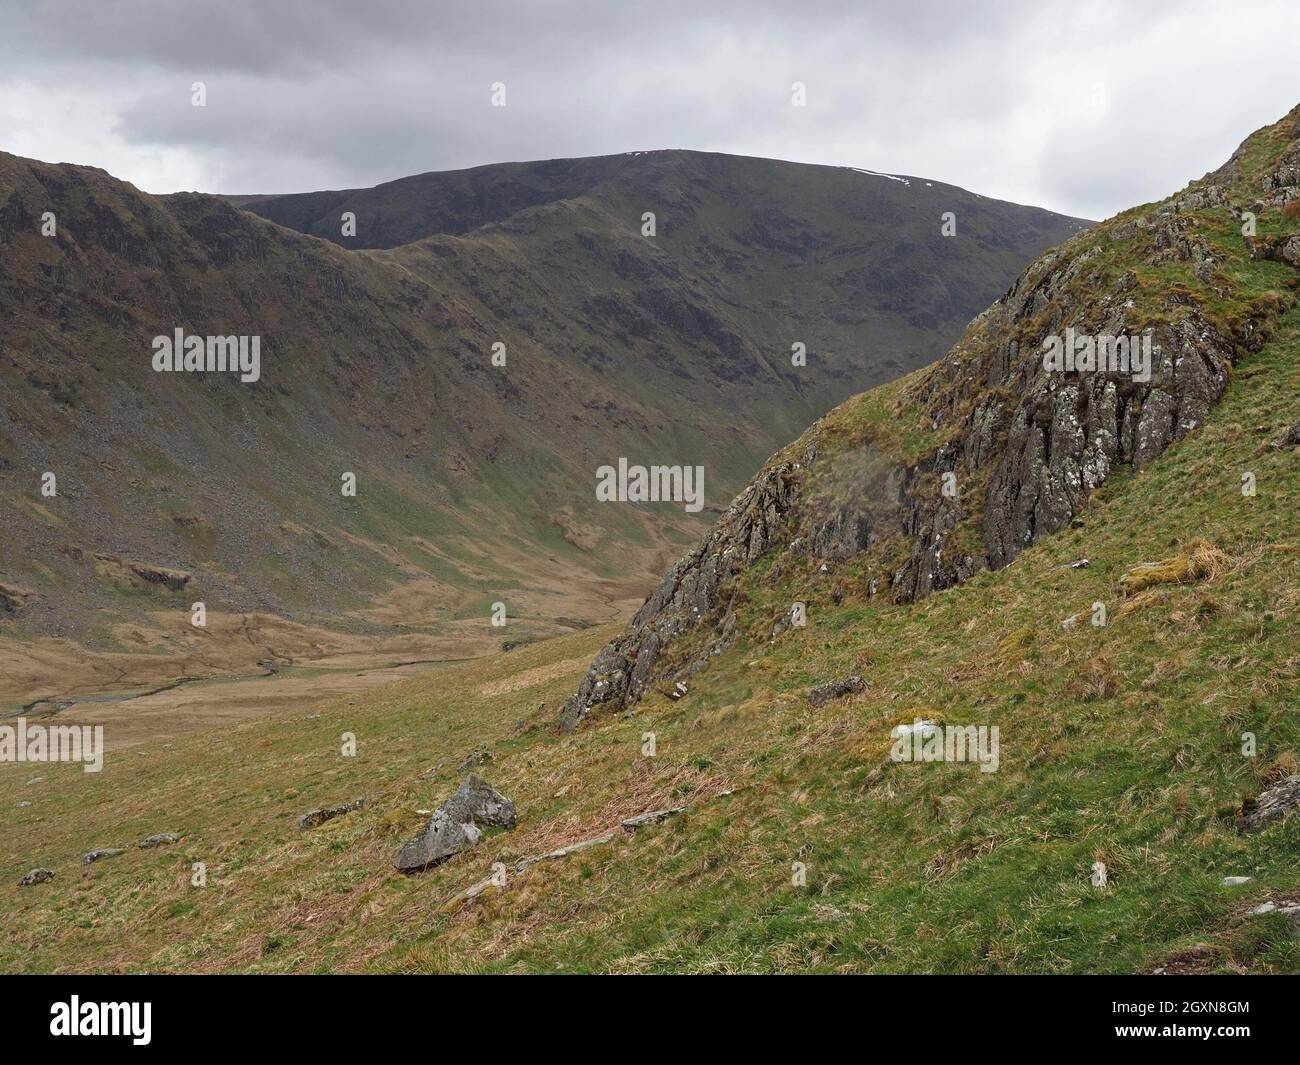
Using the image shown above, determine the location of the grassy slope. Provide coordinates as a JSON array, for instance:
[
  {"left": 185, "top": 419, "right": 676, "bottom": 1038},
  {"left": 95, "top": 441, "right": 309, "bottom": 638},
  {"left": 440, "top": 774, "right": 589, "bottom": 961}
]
[
  {"left": 3, "top": 305, "right": 1297, "bottom": 973},
  {"left": 3, "top": 121, "right": 1299, "bottom": 976}
]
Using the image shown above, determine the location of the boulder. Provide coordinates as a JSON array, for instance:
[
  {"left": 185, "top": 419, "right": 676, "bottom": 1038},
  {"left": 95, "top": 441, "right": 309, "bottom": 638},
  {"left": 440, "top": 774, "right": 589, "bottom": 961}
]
[
  {"left": 393, "top": 774, "right": 516, "bottom": 873},
  {"left": 19, "top": 868, "right": 54, "bottom": 886},
  {"left": 138, "top": 833, "right": 179, "bottom": 849},
  {"left": 81, "top": 848, "right": 123, "bottom": 865},
  {"left": 806, "top": 675, "right": 867, "bottom": 707},
  {"left": 1238, "top": 773, "right": 1300, "bottom": 832},
  {"left": 1270, "top": 420, "right": 1300, "bottom": 450},
  {"left": 298, "top": 798, "right": 365, "bottom": 831}
]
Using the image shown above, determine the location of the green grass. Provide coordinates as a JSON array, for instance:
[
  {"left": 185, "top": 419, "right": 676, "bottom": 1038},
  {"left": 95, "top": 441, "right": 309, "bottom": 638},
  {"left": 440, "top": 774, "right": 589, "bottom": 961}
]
[
  {"left": 4, "top": 309, "right": 1299, "bottom": 973},
  {"left": 3, "top": 107, "right": 1299, "bottom": 975}
]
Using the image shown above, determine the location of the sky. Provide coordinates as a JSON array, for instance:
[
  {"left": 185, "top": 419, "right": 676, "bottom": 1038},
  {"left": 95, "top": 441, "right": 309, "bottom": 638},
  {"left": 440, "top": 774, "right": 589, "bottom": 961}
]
[{"left": 1, "top": 0, "right": 1298, "bottom": 221}]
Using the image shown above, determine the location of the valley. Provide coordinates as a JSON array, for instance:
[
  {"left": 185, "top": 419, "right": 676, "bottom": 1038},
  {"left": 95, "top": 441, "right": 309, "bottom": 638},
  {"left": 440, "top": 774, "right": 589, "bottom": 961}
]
[
  {"left": 4, "top": 104, "right": 1299, "bottom": 975},
  {"left": 0, "top": 146, "right": 1085, "bottom": 730}
]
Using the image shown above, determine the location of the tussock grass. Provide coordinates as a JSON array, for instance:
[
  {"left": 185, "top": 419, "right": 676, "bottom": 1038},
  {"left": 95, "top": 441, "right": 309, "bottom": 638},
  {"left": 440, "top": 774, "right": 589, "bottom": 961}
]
[{"left": 1119, "top": 539, "right": 1233, "bottom": 596}]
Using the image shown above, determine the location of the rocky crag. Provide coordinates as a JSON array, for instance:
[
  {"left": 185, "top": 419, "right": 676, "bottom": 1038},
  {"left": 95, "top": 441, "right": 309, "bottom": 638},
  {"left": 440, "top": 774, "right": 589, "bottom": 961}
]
[{"left": 561, "top": 104, "right": 1300, "bottom": 731}]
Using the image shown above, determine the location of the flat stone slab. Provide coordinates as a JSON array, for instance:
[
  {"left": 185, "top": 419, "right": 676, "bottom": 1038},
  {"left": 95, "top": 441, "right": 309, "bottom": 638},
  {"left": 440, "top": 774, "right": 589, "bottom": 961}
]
[
  {"left": 517, "top": 833, "right": 618, "bottom": 872},
  {"left": 299, "top": 798, "right": 365, "bottom": 831},
  {"left": 621, "top": 806, "right": 688, "bottom": 830},
  {"left": 81, "top": 848, "right": 124, "bottom": 865}
]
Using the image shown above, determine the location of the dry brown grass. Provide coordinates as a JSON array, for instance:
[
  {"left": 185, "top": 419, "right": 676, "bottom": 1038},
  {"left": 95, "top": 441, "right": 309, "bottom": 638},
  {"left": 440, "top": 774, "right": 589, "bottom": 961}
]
[
  {"left": 1119, "top": 539, "right": 1231, "bottom": 597},
  {"left": 1072, "top": 655, "right": 1118, "bottom": 702}
]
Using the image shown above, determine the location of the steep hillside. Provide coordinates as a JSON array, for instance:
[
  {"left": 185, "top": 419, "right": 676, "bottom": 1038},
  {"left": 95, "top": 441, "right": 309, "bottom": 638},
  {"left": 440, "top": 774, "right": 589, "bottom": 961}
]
[
  {"left": 0, "top": 148, "right": 1084, "bottom": 707},
  {"left": 3, "top": 108, "right": 1298, "bottom": 976},
  {"left": 559, "top": 108, "right": 1300, "bottom": 730}
]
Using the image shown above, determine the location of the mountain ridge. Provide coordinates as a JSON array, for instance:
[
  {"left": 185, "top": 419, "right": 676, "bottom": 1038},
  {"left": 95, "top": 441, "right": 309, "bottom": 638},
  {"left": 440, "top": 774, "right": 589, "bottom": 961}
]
[
  {"left": 228, "top": 148, "right": 1089, "bottom": 249},
  {"left": 0, "top": 145, "right": 1085, "bottom": 708}
]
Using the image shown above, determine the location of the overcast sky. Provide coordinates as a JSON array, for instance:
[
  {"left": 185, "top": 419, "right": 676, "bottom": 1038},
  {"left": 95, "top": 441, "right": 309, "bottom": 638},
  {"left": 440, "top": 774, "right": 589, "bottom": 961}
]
[{"left": 2, "top": 0, "right": 1297, "bottom": 220}]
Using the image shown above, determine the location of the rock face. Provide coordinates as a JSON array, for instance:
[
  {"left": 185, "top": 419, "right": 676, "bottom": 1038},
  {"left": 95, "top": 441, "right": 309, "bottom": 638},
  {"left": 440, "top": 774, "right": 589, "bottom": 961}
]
[
  {"left": 19, "top": 868, "right": 54, "bottom": 886},
  {"left": 559, "top": 462, "right": 802, "bottom": 732},
  {"left": 558, "top": 105, "right": 1300, "bottom": 732},
  {"left": 1238, "top": 773, "right": 1300, "bottom": 832},
  {"left": 977, "top": 309, "right": 1236, "bottom": 572},
  {"left": 93, "top": 554, "right": 193, "bottom": 592},
  {"left": 394, "top": 774, "right": 517, "bottom": 873},
  {"left": 0, "top": 582, "right": 37, "bottom": 614},
  {"left": 298, "top": 799, "right": 365, "bottom": 831}
]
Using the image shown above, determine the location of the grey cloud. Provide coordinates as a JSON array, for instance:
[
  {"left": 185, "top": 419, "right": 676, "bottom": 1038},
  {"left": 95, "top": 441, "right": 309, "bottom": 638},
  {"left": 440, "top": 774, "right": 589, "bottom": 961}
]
[{"left": 1, "top": 0, "right": 1297, "bottom": 217}]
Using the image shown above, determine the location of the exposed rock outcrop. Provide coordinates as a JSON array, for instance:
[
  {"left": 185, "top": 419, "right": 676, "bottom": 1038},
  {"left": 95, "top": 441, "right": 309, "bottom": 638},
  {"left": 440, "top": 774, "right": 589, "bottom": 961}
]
[
  {"left": 93, "top": 554, "right": 193, "bottom": 592},
  {"left": 559, "top": 461, "right": 802, "bottom": 732},
  {"left": 559, "top": 105, "right": 1300, "bottom": 732},
  {"left": 0, "top": 582, "right": 37, "bottom": 614},
  {"left": 1271, "top": 419, "right": 1300, "bottom": 450},
  {"left": 81, "top": 848, "right": 123, "bottom": 865},
  {"left": 393, "top": 774, "right": 516, "bottom": 873},
  {"left": 298, "top": 799, "right": 365, "bottom": 831},
  {"left": 805, "top": 675, "right": 867, "bottom": 706},
  {"left": 621, "top": 806, "right": 688, "bottom": 829},
  {"left": 19, "top": 868, "right": 54, "bottom": 886},
  {"left": 1238, "top": 773, "right": 1300, "bottom": 833},
  {"left": 516, "top": 833, "right": 618, "bottom": 872}
]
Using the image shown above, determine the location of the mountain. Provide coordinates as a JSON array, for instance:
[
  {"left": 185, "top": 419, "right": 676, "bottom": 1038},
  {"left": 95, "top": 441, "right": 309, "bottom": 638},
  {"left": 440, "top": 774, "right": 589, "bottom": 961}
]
[
  {"left": 0, "top": 148, "right": 1085, "bottom": 708},
  {"left": 4, "top": 106, "right": 1299, "bottom": 976},
  {"left": 559, "top": 112, "right": 1300, "bottom": 731}
]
